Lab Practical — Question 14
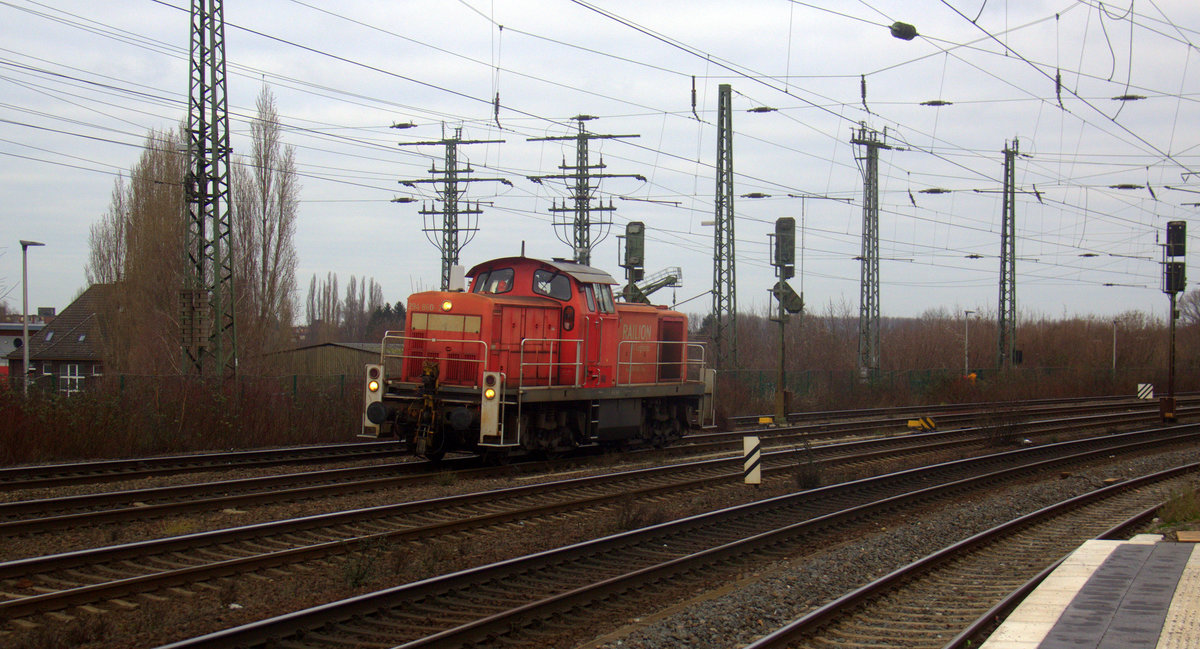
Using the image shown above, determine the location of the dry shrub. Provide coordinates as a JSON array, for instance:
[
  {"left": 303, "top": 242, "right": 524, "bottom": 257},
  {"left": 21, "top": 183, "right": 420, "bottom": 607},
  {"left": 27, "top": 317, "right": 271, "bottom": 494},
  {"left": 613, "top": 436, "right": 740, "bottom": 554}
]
[
  {"left": 794, "top": 440, "right": 822, "bottom": 490},
  {"left": 6, "top": 615, "right": 113, "bottom": 649},
  {"left": 1159, "top": 489, "right": 1200, "bottom": 526},
  {"left": 980, "top": 408, "right": 1022, "bottom": 447},
  {"left": 0, "top": 374, "right": 358, "bottom": 465},
  {"left": 616, "top": 501, "right": 669, "bottom": 531}
]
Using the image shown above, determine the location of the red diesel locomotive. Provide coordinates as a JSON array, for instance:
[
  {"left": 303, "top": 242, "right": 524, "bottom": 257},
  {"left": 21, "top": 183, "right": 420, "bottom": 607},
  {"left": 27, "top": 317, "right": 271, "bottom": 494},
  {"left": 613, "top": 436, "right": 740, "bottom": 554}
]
[{"left": 362, "top": 255, "right": 714, "bottom": 460}]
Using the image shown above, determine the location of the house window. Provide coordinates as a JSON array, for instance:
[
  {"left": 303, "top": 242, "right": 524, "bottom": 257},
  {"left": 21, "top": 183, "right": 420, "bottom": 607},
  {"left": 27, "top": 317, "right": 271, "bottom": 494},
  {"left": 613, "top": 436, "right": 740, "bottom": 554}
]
[
  {"left": 92, "top": 364, "right": 103, "bottom": 376},
  {"left": 61, "top": 364, "right": 84, "bottom": 395}
]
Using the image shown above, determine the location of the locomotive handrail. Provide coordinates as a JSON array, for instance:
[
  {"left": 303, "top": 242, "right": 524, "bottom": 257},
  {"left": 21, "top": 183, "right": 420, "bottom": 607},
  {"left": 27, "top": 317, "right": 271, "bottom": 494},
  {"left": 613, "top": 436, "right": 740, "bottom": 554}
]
[
  {"left": 377, "top": 332, "right": 490, "bottom": 386},
  {"left": 614, "top": 340, "right": 707, "bottom": 386},
  {"left": 517, "top": 338, "right": 583, "bottom": 389}
]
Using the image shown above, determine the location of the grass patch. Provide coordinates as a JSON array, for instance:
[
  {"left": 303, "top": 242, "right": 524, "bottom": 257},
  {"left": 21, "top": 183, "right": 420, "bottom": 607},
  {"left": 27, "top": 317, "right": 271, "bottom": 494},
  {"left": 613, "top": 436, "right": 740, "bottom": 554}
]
[{"left": 160, "top": 518, "right": 200, "bottom": 537}]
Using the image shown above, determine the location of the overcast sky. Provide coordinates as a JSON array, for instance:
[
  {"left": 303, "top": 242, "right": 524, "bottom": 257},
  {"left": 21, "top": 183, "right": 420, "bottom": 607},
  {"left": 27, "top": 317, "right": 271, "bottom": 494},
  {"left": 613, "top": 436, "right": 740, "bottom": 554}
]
[{"left": 2, "top": 0, "right": 1198, "bottom": 324}]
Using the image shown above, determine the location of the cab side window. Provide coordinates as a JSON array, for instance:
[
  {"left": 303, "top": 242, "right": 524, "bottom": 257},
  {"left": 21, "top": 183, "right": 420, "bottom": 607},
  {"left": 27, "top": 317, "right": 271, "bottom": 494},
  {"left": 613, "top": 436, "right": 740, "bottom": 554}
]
[
  {"left": 584, "top": 284, "right": 597, "bottom": 312},
  {"left": 593, "top": 284, "right": 616, "bottom": 313},
  {"left": 470, "top": 271, "right": 490, "bottom": 293},
  {"left": 532, "top": 269, "right": 572, "bottom": 301}
]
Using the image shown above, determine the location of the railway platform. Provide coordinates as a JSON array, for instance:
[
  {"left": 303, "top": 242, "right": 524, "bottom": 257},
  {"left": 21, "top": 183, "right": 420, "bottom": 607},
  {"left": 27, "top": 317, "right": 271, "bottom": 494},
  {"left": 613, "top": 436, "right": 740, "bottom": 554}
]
[{"left": 981, "top": 534, "right": 1200, "bottom": 648}]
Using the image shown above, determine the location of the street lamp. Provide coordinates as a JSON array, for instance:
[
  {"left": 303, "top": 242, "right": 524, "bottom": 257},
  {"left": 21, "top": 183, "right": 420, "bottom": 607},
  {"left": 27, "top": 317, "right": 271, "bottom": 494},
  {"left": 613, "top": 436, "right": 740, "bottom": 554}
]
[
  {"left": 964, "top": 310, "right": 975, "bottom": 376},
  {"left": 20, "top": 240, "right": 45, "bottom": 396},
  {"left": 1111, "top": 319, "right": 1118, "bottom": 376}
]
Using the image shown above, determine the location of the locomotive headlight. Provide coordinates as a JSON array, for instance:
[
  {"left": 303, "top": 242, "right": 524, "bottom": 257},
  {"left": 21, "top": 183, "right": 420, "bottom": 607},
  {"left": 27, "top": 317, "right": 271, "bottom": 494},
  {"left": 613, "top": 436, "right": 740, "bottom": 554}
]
[
  {"left": 484, "top": 387, "right": 496, "bottom": 400},
  {"left": 368, "top": 379, "right": 380, "bottom": 393},
  {"left": 441, "top": 300, "right": 453, "bottom": 312}
]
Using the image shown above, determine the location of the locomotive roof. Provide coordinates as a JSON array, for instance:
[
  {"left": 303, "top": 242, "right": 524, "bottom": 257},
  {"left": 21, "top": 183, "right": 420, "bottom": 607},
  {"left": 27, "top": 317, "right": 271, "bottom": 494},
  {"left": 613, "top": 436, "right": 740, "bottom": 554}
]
[{"left": 466, "top": 256, "right": 617, "bottom": 285}]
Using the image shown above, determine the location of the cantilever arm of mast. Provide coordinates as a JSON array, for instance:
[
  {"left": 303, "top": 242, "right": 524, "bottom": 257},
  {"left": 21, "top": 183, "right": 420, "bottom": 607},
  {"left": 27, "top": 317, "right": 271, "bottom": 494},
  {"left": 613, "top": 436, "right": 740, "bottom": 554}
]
[
  {"left": 401, "top": 177, "right": 513, "bottom": 186},
  {"left": 526, "top": 173, "right": 645, "bottom": 183},
  {"left": 398, "top": 138, "right": 506, "bottom": 147},
  {"left": 527, "top": 133, "right": 640, "bottom": 142}
]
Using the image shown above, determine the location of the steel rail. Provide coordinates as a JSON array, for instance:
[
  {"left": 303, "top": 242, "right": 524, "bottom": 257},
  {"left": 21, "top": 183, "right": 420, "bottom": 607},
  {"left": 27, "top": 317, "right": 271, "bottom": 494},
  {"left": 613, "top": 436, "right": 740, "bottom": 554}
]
[{"left": 0, "top": 441, "right": 408, "bottom": 489}]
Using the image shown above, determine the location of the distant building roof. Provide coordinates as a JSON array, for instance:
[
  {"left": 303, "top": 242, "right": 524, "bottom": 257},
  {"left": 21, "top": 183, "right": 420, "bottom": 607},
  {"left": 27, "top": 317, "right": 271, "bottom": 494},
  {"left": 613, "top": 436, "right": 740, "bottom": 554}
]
[
  {"left": 0, "top": 322, "right": 45, "bottom": 334},
  {"left": 6, "top": 284, "right": 112, "bottom": 362},
  {"left": 266, "top": 341, "right": 402, "bottom": 357}
]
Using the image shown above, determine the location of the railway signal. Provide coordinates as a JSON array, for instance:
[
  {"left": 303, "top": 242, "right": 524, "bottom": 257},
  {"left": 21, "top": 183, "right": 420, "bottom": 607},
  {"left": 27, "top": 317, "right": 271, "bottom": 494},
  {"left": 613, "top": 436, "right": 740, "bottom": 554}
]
[
  {"left": 770, "top": 218, "right": 803, "bottom": 425},
  {"left": 1161, "top": 220, "right": 1186, "bottom": 421}
]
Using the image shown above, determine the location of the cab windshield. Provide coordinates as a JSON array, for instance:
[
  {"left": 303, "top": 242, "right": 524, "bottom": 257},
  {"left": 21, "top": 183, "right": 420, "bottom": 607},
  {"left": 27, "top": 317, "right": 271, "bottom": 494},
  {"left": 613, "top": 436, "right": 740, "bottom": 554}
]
[{"left": 472, "top": 268, "right": 515, "bottom": 294}]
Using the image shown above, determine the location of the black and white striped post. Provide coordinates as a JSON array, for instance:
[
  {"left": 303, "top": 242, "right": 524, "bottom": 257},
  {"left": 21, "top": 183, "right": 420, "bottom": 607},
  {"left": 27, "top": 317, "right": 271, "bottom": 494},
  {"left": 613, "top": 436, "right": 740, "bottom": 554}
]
[{"left": 744, "top": 435, "right": 761, "bottom": 485}]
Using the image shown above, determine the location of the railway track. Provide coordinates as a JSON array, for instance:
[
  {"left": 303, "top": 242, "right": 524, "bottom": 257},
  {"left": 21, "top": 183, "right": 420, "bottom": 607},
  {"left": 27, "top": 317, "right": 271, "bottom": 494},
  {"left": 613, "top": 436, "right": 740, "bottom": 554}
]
[
  {"left": 727, "top": 392, "right": 1188, "bottom": 427},
  {"left": 146, "top": 425, "right": 1200, "bottom": 649},
  {"left": 696, "top": 396, "right": 1191, "bottom": 449},
  {"left": 0, "top": 441, "right": 410, "bottom": 490},
  {"left": 1, "top": 394, "right": 1174, "bottom": 495},
  {"left": 0, "top": 406, "right": 1170, "bottom": 538},
  {"left": 743, "top": 466, "right": 1187, "bottom": 649},
  {"left": 0, "top": 419, "right": 1095, "bottom": 615}
]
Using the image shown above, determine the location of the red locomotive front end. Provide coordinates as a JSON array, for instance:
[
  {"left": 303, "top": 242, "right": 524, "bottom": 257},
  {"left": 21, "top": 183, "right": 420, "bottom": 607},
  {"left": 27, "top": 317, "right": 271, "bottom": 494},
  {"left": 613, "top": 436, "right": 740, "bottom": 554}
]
[{"left": 362, "top": 256, "right": 713, "bottom": 460}]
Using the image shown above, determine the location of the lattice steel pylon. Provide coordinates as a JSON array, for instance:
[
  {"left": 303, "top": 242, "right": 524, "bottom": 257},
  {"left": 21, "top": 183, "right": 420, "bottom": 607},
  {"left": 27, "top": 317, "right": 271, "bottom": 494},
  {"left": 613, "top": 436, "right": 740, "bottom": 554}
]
[
  {"left": 399, "top": 127, "right": 508, "bottom": 290},
  {"left": 998, "top": 139, "right": 1018, "bottom": 369},
  {"left": 527, "top": 116, "right": 643, "bottom": 266},
  {"left": 183, "top": 0, "right": 236, "bottom": 376},
  {"left": 712, "top": 84, "right": 737, "bottom": 370},
  {"left": 851, "top": 123, "right": 891, "bottom": 380}
]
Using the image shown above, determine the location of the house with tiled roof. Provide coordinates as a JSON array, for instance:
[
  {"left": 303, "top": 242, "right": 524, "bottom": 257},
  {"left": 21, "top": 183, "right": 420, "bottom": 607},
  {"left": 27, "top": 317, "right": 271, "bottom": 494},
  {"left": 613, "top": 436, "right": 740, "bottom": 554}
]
[{"left": 6, "top": 284, "right": 111, "bottom": 394}]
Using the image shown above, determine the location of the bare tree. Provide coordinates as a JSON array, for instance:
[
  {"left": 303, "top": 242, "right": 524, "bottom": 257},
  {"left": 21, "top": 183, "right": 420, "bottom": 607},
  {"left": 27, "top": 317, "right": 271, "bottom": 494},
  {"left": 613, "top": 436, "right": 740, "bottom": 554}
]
[
  {"left": 1179, "top": 289, "right": 1200, "bottom": 328},
  {"left": 86, "top": 175, "right": 129, "bottom": 285},
  {"left": 302, "top": 273, "right": 388, "bottom": 343},
  {"left": 86, "top": 127, "right": 188, "bottom": 374},
  {"left": 305, "top": 272, "right": 341, "bottom": 343},
  {"left": 233, "top": 83, "right": 299, "bottom": 362},
  {"left": 341, "top": 275, "right": 386, "bottom": 341}
]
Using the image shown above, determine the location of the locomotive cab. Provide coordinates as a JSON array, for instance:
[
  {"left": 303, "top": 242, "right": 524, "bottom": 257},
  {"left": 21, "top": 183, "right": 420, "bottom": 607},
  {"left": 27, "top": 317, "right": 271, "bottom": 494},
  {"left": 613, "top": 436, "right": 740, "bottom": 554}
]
[{"left": 363, "top": 256, "right": 713, "bottom": 460}]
